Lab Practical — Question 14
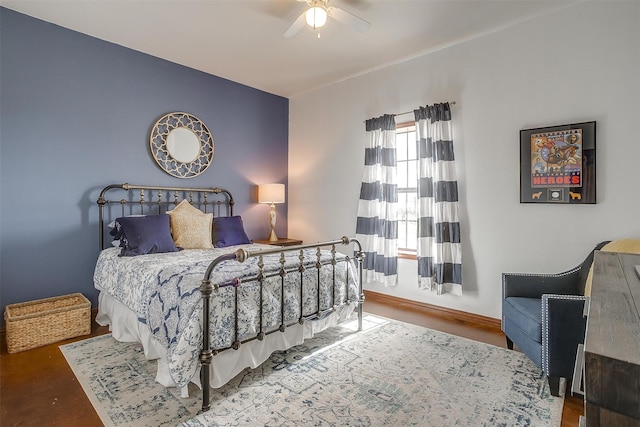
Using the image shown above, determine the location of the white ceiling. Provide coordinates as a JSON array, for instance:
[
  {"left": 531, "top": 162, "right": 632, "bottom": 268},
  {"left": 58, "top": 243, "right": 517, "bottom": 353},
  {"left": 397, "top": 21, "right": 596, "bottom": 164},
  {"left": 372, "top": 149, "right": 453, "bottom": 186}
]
[{"left": 1, "top": 0, "right": 578, "bottom": 98}]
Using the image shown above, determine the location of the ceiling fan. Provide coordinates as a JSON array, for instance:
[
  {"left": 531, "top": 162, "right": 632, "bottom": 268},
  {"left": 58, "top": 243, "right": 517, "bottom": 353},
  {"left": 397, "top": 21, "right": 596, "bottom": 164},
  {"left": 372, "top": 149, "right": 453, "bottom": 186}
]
[{"left": 283, "top": 0, "right": 371, "bottom": 38}]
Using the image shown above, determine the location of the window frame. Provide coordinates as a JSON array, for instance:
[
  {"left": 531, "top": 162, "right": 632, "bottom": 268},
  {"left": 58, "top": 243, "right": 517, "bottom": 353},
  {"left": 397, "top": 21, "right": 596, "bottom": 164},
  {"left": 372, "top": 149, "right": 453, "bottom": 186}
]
[{"left": 395, "top": 121, "right": 418, "bottom": 259}]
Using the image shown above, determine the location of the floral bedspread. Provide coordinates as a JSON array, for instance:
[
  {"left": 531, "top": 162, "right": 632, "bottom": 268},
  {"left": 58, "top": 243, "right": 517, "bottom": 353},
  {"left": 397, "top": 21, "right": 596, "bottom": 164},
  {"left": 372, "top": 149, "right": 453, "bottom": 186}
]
[{"left": 93, "top": 244, "right": 358, "bottom": 388}]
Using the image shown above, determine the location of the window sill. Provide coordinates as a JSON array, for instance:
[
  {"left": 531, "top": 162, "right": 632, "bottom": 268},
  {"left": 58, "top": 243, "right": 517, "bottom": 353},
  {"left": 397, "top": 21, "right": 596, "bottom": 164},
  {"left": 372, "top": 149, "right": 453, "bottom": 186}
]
[{"left": 398, "top": 251, "right": 417, "bottom": 260}]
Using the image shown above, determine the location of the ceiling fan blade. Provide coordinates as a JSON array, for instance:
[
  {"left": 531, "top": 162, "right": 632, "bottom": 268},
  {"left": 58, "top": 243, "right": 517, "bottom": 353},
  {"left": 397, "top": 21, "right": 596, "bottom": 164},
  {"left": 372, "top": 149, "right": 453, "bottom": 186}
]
[
  {"left": 327, "top": 6, "right": 371, "bottom": 32},
  {"left": 283, "top": 11, "right": 307, "bottom": 37},
  {"left": 340, "top": 0, "right": 370, "bottom": 10}
]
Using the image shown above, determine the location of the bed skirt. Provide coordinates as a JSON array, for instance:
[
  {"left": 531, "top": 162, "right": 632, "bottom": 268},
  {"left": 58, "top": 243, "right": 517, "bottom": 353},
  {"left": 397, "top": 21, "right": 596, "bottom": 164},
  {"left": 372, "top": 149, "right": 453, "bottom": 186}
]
[{"left": 96, "top": 291, "right": 357, "bottom": 397}]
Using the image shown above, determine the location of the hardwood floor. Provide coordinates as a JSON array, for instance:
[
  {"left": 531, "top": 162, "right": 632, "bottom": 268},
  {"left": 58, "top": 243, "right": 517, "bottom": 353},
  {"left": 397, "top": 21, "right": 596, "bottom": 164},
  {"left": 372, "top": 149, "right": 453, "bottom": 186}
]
[
  {"left": 0, "top": 317, "right": 109, "bottom": 427},
  {"left": 0, "top": 294, "right": 583, "bottom": 426}
]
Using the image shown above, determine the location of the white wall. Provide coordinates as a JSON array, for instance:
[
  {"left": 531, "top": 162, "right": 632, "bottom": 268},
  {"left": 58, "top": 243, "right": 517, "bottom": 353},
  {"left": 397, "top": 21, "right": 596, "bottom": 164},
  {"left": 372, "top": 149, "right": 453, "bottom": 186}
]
[{"left": 288, "top": 1, "right": 640, "bottom": 319}]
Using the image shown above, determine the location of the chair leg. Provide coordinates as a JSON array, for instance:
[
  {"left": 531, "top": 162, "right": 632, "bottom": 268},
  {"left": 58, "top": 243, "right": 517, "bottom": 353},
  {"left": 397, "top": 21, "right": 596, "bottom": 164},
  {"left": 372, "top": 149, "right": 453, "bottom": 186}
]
[
  {"left": 505, "top": 336, "right": 514, "bottom": 350},
  {"left": 548, "top": 376, "right": 561, "bottom": 397}
]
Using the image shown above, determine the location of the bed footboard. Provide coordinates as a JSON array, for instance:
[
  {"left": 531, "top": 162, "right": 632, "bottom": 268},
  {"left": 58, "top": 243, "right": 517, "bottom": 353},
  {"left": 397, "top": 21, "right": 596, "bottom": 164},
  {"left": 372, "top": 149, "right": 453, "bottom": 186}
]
[{"left": 198, "top": 236, "right": 364, "bottom": 412}]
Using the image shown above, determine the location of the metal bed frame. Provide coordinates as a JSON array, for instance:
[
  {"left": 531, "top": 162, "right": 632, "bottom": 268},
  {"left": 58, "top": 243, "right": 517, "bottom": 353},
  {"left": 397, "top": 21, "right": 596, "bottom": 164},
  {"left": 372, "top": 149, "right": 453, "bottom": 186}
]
[{"left": 97, "top": 183, "right": 364, "bottom": 413}]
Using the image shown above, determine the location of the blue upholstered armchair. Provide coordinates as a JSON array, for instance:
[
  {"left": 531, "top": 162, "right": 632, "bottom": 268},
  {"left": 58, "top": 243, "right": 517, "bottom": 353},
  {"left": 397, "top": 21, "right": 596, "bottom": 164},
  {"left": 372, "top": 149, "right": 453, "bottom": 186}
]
[{"left": 501, "top": 241, "right": 609, "bottom": 396}]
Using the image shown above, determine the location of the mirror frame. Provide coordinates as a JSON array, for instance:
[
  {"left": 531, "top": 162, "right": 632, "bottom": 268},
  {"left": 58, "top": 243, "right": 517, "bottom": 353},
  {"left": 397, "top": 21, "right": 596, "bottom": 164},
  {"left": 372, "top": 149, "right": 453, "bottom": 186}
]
[{"left": 150, "top": 112, "right": 214, "bottom": 178}]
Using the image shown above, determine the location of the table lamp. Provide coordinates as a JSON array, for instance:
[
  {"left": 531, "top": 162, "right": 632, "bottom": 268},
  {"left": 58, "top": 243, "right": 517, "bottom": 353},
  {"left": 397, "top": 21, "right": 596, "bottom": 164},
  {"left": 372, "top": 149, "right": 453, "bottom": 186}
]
[{"left": 258, "top": 183, "right": 285, "bottom": 241}]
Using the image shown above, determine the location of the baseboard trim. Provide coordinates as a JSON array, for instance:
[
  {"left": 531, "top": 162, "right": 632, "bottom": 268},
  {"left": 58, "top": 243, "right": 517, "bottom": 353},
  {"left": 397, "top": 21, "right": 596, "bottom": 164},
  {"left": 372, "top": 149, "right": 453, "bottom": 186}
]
[{"left": 364, "top": 290, "right": 501, "bottom": 331}]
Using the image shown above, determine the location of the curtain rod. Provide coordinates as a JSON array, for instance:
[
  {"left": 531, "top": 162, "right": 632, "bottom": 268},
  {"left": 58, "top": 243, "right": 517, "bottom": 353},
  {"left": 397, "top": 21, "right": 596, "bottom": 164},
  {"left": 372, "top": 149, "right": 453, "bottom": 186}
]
[
  {"left": 394, "top": 101, "right": 456, "bottom": 117},
  {"left": 365, "top": 101, "right": 457, "bottom": 123}
]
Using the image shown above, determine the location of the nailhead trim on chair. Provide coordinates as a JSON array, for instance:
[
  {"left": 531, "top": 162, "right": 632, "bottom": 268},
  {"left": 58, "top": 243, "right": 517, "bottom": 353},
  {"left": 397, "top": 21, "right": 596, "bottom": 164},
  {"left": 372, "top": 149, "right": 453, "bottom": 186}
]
[
  {"left": 501, "top": 266, "right": 581, "bottom": 331},
  {"left": 501, "top": 274, "right": 506, "bottom": 330},
  {"left": 541, "top": 293, "right": 587, "bottom": 374}
]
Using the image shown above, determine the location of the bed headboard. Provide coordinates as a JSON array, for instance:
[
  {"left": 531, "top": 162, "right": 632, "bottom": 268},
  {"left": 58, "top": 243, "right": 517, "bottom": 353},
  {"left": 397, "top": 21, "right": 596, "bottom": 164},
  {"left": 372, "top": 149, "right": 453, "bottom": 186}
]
[{"left": 97, "top": 183, "right": 234, "bottom": 250}]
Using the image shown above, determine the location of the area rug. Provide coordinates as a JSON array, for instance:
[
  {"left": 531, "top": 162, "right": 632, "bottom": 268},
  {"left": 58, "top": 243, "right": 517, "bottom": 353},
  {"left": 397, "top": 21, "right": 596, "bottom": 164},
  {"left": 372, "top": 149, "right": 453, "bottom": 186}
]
[{"left": 60, "top": 315, "right": 563, "bottom": 427}]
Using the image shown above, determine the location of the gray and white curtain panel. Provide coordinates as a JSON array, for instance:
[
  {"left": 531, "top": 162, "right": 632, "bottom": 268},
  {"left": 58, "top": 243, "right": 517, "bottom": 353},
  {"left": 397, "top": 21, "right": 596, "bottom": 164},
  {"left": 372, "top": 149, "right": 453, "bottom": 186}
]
[
  {"left": 356, "top": 114, "right": 398, "bottom": 286},
  {"left": 414, "top": 103, "right": 462, "bottom": 295}
]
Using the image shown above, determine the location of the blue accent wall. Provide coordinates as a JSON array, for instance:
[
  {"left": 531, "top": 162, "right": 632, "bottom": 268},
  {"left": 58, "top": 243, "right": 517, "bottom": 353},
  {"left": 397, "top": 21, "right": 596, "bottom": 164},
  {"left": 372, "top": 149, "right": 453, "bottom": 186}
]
[{"left": 0, "top": 8, "right": 289, "bottom": 320}]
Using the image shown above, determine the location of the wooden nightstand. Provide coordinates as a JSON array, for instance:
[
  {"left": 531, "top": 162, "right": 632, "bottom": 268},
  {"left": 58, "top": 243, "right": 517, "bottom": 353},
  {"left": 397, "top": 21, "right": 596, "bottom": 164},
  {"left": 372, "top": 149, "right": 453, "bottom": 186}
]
[{"left": 253, "top": 238, "right": 302, "bottom": 247}]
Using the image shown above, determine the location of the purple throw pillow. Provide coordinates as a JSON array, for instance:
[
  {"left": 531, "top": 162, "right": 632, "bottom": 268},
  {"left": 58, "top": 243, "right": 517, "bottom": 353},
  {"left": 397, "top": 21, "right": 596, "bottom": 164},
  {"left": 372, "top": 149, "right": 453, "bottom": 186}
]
[
  {"left": 116, "top": 214, "right": 180, "bottom": 256},
  {"left": 213, "top": 216, "right": 251, "bottom": 248}
]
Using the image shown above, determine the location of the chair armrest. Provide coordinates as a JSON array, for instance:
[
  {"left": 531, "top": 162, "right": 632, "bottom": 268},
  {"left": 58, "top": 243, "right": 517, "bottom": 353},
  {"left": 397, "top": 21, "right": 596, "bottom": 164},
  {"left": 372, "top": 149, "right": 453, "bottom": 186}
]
[
  {"left": 541, "top": 294, "right": 588, "bottom": 377},
  {"left": 502, "top": 267, "right": 581, "bottom": 299}
]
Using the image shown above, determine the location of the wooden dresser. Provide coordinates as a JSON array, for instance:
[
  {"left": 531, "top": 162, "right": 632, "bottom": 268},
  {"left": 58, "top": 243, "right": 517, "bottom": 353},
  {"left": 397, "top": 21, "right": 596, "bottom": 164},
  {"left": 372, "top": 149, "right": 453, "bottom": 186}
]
[{"left": 583, "top": 251, "right": 640, "bottom": 426}]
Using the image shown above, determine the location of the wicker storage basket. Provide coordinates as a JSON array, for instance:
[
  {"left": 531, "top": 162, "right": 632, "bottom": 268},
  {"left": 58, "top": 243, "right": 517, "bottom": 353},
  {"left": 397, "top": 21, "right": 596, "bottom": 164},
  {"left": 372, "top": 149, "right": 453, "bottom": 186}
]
[{"left": 4, "top": 293, "right": 91, "bottom": 353}]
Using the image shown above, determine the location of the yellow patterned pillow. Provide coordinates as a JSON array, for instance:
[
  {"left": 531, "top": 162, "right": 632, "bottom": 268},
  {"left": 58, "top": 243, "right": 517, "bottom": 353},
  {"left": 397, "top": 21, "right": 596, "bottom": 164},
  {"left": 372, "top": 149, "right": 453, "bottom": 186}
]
[
  {"left": 167, "top": 199, "right": 213, "bottom": 249},
  {"left": 584, "top": 238, "right": 640, "bottom": 296}
]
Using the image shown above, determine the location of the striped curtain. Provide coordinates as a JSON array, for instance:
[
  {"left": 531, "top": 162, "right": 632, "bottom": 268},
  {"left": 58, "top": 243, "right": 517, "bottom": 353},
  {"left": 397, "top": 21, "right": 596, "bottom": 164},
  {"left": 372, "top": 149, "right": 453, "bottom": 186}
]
[
  {"left": 414, "top": 103, "right": 462, "bottom": 295},
  {"left": 356, "top": 114, "right": 398, "bottom": 286}
]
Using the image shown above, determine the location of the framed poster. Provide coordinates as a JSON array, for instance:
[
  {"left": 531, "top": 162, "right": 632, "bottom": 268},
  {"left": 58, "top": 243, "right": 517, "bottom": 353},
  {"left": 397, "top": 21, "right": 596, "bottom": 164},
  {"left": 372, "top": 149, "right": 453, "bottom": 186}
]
[{"left": 520, "top": 121, "right": 596, "bottom": 204}]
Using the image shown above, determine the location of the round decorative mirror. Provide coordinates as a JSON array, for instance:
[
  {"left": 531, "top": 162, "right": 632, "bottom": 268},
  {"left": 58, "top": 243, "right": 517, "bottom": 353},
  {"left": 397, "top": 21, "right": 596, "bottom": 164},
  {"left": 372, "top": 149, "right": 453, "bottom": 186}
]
[
  {"left": 167, "top": 127, "right": 200, "bottom": 163},
  {"left": 150, "top": 112, "right": 214, "bottom": 178}
]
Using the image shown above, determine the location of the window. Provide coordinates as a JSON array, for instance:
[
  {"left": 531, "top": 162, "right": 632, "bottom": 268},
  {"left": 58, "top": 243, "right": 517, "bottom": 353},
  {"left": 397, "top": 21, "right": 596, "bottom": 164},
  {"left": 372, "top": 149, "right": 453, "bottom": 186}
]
[{"left": 396, "top": 122, "right": 417, "bottom": 255}]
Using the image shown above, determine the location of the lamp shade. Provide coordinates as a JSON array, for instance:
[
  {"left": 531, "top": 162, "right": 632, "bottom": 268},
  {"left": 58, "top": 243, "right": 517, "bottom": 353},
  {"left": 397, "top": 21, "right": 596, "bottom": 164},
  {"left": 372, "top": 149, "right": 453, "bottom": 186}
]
[{"left": 258, "top": 183, "right": 285, "bottom": 204}]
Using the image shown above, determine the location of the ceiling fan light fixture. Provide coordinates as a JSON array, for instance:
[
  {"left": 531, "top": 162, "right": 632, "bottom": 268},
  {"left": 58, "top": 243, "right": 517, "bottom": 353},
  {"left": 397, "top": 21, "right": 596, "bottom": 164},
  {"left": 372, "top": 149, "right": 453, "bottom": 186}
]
[{"left": 305, "top": 6, "right": 327, "bottom": 29}]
